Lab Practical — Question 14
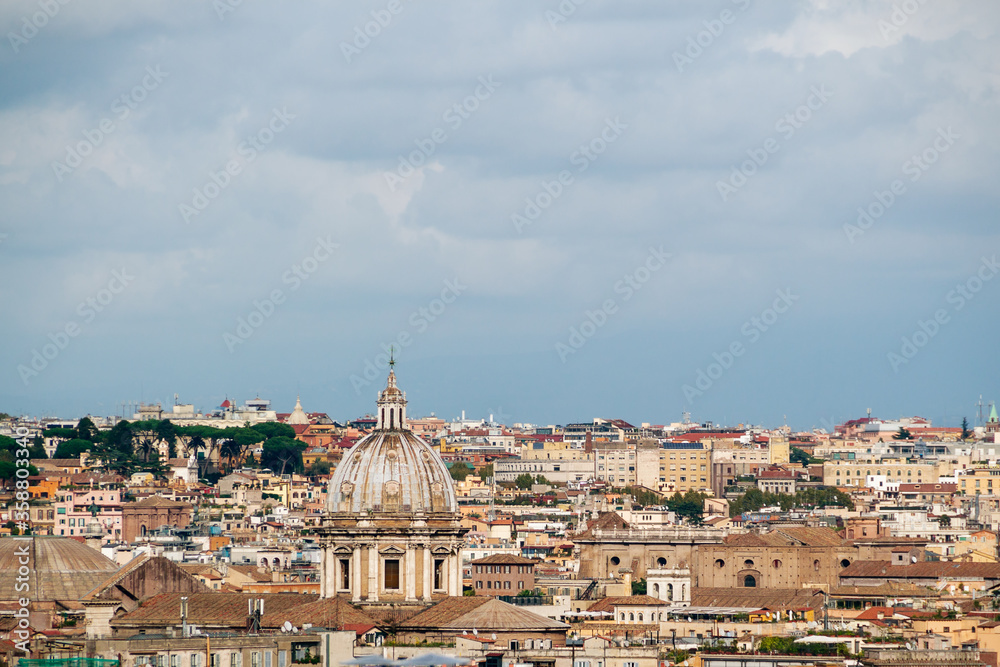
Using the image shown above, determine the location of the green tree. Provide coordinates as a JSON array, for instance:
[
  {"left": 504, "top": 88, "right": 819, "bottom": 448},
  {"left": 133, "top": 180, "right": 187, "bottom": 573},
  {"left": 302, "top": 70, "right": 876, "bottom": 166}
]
[
  {"left": 893, "top": 427, "right": 912, "bottom": 440},
  {"left": 0, "top": 461, "right": 38, "bottom": 480},
  {"left": 250, "top": 422, "right": 296, "bottom": 440},
  {"left": 54, "top": 438, "right": 94, "bottom": 458},
  {"left": 104, "top": 420, "right": 135, "bottom": 457},
  {"left": 221, "top": 427, "right": 265, "bottom": 472},
  {"left": 631, "top": 578, "right": 647, "bottom": 595},
  {"left": 131, "top": 420, "right": 162, "bottom": 462},
  {"left": 790, "top": 447, "right": 811, "bottom": 466},
  {"left": 961, "top": 417, "right": 972, "bottom": 441},
  {"left": 29, "top": 436, "right": 46, "bottom": 458},
  {"left": 261, "top": 436, "right": 306, "bottom": 475},
  {"left": 450, "top": 461, "right": 473, "bottom": 481},
  {"left": 74, "top": 417, "right": 100, "bottom": 442},
  {"left": 479, "top": 463, "right": 494, "bottom": 479},
  {"left": 515, "top": 473, "right": 535, "bottom": 489},
  {"left": 666, "top": 490, "right": 709, "bottom": 524},
  {"left": 306, "top": 460, "right": 331, "bottom": 476}
]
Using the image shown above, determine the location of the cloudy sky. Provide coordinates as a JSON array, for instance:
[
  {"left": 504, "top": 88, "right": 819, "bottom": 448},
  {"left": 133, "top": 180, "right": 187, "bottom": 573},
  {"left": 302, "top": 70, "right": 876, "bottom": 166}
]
[{"left": 1, "top": 1, "right": 998, "bottom": 431}]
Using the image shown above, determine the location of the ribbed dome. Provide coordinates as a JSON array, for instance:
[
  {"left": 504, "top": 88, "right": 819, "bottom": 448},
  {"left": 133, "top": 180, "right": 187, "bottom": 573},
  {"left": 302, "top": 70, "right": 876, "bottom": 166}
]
[
  {"left": 327, "top": 430, "right": 457, "bottom": 514},
  {"left": 327, "top": 367, "right": 457, "bottom": 515},
  {"left": 0, "top": 536, "right": 119, "bottom": 601}
]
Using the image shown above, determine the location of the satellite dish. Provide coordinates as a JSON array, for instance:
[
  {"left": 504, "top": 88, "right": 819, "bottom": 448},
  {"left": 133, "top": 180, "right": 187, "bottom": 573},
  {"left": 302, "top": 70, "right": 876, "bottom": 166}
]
[
  {"left": 911, "top": 556, "right": 917, "bottom": 563},
  {"left": 491, "top": 633, "right": 497, "bottom": 641},
  {"left": 282, "top": 621, "right": 293, "bottom": 633},
  {"left": 473, "top": 628, "right": 478, "bottom": 636}
]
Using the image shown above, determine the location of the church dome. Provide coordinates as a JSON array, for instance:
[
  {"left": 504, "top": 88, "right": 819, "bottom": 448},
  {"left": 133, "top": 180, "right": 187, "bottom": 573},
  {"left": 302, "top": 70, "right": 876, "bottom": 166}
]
[
  {"left": 0, "top": 536, "right": 119, "bottom": 601},
  {"left": 326, "top": 368, "right": 457, "bottom": 515}
]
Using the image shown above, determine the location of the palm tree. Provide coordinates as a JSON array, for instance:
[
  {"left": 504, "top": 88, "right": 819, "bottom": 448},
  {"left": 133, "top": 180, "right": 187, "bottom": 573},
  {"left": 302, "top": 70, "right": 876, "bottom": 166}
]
[{"left": 220, "top": 438, "right": 241, "bottom": 474}]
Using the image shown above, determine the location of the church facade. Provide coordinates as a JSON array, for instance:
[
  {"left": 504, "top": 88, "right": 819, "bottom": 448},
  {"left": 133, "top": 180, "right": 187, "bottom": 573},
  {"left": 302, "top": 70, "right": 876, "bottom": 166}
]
[{"left": 316, "top": 365, "right": 468, "bottom": 603}]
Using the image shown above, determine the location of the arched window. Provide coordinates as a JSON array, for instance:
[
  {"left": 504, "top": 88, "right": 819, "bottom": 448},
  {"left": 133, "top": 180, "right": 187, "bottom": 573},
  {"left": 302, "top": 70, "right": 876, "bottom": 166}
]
[
  {"left": 773, "top": 559, "right": 782, "bottom": 569},
  {"left": 813, "top": 559, "right": 820, "bottom": 571},
  {"left": 637, "top": 613, "right": 643, "bottom": 622},
  {"left": 620, "top": 613, "right": 626, "bottom": 621},
  {"left": 667, "top": 583, "right": 674, "bottom": 601},
  {"left": 628, "top": 613, "right": 634, "bottom": 621},
  {"left": 743, "top": 574, "right": 757, "bottom": 588},
  {"left": 657, "top": 557, "right": 667, "bottom": 567},
  {"left": 744, "top": 559, "right": 754, "bottom": 567},
  {"left": 715, "top": 559, "right": 725, "bottom": 568},
  {"left": 652, "top": 583, "right": 659, "bottom": 596}
]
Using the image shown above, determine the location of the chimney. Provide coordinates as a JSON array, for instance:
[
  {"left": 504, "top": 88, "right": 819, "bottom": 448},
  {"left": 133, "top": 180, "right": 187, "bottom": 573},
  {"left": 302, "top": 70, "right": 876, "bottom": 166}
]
[{"left": 585, "top": 432, "right": 593, "bottom": 453}]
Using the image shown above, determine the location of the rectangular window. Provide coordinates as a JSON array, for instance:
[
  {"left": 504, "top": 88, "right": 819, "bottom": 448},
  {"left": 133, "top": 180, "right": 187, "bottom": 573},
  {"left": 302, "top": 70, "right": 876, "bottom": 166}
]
[
  {"left": 340, "top": 558, "right": 351, "bottom": 590},
  {"left": 434, "top": 559, "right": 444, "bottom": 590},
  {"left": 252, "top": 653, "right": 260, "bottom": 667},
  {"left": 231, "top": 654, "right": 240, "bottom": 667},
  {"left": 172, "top": 656, "right": 180, "bottom": 667},
  {"left": 278, "top": 652, "right": 286, "bottom": 667},
  {"left": 384, "top": 559, "right": 400, "bottom": 589},
  {"left": 191, "top": 656, "right": 200, "bottom": 667},
  {"left": 264, "top": 654, "right": 271, "bottom": 667}
]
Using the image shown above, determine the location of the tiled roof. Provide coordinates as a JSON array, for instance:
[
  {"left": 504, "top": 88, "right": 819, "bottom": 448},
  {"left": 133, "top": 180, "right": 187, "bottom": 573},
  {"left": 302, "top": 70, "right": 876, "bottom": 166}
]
[
  {"left": 402, "top": 596, "right": 568, "bottom": 631},
  {"left": 587, "top": 596, "right": 671, "bottom": 612},
  {"left": 723, "top": 527, "right": 844, "bottom": 548},
  {"left": 855, "top": 606, "right": 934, "bottom": 621},
  {"left": 840, "top": 560, "right": 1000, "bottom": 579},
  {"left": 576, "top": 512, "right": 629, "bottom": 538},
  {"left": 470, "top": 554, "right": 536, "bottom": 565},
  {"left": 112, "top": 593, "right": 318, "bottom": 628},
  {"left": 260, "top": 596, "right": 378, "bottom": 629},
  {"left": 690, "top": 587, "right": 824, "bottom": 611}
]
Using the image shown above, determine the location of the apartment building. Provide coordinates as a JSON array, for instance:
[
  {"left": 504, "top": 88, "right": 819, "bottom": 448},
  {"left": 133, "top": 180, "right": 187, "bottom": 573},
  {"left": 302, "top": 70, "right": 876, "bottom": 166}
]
[
  {"left": 822, "top": 459, "right": 941, "bottom": 487},
  {"left": 657, "top": 443, "right": 710, "bottom": 495}
]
